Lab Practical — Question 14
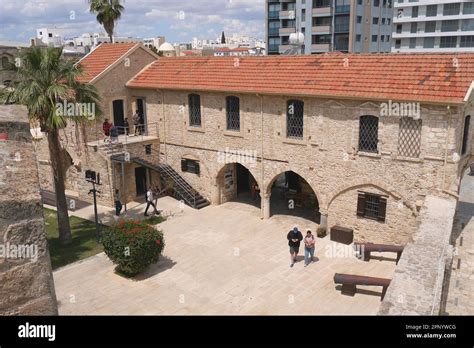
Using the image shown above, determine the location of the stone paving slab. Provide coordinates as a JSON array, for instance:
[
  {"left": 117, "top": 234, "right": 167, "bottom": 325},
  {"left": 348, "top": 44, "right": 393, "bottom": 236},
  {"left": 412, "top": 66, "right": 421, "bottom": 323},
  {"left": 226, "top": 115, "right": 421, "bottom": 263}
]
[{"left": 53, "top": 200, "right": 396, "bottom": 315}]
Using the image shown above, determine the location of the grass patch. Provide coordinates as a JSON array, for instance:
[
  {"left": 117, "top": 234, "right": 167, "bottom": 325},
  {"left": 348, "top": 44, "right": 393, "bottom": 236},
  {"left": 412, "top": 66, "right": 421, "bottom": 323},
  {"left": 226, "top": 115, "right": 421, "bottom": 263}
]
[{"left": 44, "top": 208, "right": 104, "bottom": 270}]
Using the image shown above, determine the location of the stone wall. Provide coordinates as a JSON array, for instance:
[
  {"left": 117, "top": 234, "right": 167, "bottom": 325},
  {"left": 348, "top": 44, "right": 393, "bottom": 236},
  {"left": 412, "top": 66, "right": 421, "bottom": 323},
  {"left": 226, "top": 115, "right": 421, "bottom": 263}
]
[
  {"left": 132, "top": 89, "right": 464, "bottom": 245},
  {"left": 0, "top": 105, "right": 58, "bottom": 315},
  {"left": 378, "top": 195, "right": 456, "bottom": 315},
  {"left": 35, "top": 46, "right": 159, "bottom": 208}
]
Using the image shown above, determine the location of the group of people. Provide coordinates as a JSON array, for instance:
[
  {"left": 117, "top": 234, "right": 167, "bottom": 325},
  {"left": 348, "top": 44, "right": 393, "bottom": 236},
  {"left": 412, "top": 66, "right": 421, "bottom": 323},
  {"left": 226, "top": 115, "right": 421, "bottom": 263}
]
[
  {"left": 102, "top": 110, "right": 144, "bottom": 142},
  {"left": 287, "top": 227, "right": 316, "bottom": 268},
  {"left": 113, "top": 187, "right": 161, "bottom": 218}
]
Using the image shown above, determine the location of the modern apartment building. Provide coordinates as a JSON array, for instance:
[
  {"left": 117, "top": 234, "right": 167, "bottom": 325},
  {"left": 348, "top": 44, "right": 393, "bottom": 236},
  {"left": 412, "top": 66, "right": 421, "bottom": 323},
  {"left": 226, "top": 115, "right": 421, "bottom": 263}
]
[
  {"left": 392, "top": 1, "right": 474, "bottom": 52},
  {"left": 266, "top": 0, "right": 394, "bottom": 54}
]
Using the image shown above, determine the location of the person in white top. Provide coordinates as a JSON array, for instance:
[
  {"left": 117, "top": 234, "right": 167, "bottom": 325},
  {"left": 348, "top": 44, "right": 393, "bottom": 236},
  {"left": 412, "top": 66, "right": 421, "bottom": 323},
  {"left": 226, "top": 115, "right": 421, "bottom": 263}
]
[
  {"left": 304, "top": 230, "right": 316, "bottom": 267},
  {"left": 144, "top": 187, "right": 159, "bottom": 217}
]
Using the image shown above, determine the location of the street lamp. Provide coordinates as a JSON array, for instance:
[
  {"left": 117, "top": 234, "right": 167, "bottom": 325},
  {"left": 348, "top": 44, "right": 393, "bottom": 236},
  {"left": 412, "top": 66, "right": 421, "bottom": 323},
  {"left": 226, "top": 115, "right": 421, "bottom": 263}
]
[{"left": 86, "top": 170, "right": 102, "bottom": 243}]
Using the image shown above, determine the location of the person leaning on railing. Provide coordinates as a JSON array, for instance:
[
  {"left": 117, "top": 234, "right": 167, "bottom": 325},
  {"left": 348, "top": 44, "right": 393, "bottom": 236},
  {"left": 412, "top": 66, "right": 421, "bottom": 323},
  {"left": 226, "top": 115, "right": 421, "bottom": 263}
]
[{"left": 133, "top": 110, "right": 141, "bottom": 136}]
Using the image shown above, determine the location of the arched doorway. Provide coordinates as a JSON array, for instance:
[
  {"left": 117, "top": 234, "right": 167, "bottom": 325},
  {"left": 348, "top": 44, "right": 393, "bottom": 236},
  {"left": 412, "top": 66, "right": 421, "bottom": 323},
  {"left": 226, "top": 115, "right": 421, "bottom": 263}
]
[
  {"left": 268, "top": 171, "right": 320, "bottom": 222},
  {"left": 216, "top": 163, "right": 260, "bottom": 207}
]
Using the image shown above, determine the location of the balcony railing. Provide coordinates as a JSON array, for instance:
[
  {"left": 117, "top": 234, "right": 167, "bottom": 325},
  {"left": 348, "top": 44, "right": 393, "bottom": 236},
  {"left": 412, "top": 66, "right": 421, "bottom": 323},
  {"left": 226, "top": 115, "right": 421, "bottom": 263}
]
[
  {"left": 335, "top": 5, "right": 350, "bottom": 14},
  {"left": 268, "top": 28, "right": 280, "bottom": 36},
  {"left": 268, "top": 44, "right": 279, "bottom": 52},
  {"left": 334, "top": 23, "right": 350, "bottom": 32},
  {"left": 269, "top": 11, "right": 279, "bottom": 19}
]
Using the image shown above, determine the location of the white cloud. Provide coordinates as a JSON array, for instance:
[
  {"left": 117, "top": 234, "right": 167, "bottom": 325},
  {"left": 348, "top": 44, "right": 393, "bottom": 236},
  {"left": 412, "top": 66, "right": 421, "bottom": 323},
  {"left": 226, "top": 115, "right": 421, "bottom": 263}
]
[{"left": 0, "top": 0, "right": 265, "bottom": 43}]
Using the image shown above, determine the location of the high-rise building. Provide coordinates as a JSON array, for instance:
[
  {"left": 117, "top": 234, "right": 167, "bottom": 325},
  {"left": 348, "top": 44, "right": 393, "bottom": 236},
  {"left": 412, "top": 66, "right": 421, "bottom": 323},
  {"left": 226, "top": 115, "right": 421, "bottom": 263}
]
[
  {"left": 392, "top": 1, "right": 474, "bottom": 52},
  {"left": 265, "top": 0, "right": 394, "bottom": 55}
]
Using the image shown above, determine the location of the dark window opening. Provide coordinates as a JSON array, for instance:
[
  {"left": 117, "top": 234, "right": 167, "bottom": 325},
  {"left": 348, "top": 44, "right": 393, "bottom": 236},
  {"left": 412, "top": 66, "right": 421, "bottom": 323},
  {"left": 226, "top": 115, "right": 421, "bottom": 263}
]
[
  {"left": 462, "top": 115, "right": 471, "bottom": 155},
  {"left": 188, "top": 94, "right": 201, "bottom": 127},
  {"left": 357, "top": 192, "right": 387, "bottom": 222},
  {"left": 287, "top": 100, "right": 304, "bottom": 139},
  {"left": 226, "top": 96, "right": 240, "bottom": 131},
  {"left": 359, "top": 115, "right": 379, "bottom": 153},
  {"left": 181, "top": 159, "right": 200, "bottom": 175}
]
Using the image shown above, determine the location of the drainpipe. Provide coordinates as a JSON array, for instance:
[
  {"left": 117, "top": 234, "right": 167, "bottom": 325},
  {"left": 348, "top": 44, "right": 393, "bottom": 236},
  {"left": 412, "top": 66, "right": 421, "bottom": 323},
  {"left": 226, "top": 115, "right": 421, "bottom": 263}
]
[
  {"left": 442, "top": 105, "right": 453, "bottom": 194},
  {"left": 257, "top": 94, "right": 268, "bottom": 220},
  {"left": 159, "top": 89, "right": 167, "bottom": 163}
]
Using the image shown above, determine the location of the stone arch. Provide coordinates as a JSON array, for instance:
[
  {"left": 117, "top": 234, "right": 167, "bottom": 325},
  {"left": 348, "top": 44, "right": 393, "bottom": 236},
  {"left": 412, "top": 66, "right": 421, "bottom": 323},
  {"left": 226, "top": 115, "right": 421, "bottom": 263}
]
[
  {"left": 326, "top": 179, "right": 411, "bottom": 213},
  {"left": 264, "top": 168, "right": 323, "bottom": 222},
  {"left": 264, "top": 168, "right": 326, "bottom": 209},
  {"left": 214, "top": 161, "right": 261, "bottom": 206},
  {"left": 215, "top": 161, "right": 261, "bottom": 190}
]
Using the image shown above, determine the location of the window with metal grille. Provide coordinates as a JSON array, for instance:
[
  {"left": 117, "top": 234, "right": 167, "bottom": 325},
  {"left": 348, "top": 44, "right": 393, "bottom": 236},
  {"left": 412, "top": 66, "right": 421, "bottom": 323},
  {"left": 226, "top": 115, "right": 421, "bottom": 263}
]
[
  {"left": 357, "top": 192, "right": 387, "bottom": 222},
  {"left": 462, "top": 115, "right": 471, "bottom": 155},
  {"left": 181, "top": 158, "right": 200, "bottom": 175},
  {"left": 358, "top": 115, "right": 379, "bottom": 153},
  {"left": 287, "top": 100, "right": 304, "bottom": 139},
  {"left": 226, "top": 96, "right": 240, "bottom": 131},
  {"left": 188, "top": 94, "right": 201, "bottom": 127},
  {"left": 398, "top": 117, "right": 422, "bottom": 158}
]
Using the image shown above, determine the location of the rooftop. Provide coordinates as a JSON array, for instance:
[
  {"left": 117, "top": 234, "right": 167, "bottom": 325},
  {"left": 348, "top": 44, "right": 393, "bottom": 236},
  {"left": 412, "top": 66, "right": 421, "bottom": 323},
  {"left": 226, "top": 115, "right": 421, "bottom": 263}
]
[
  {"left": 77, "top": 42, "right": 138, "bottom": 83},
  {"left": 127, "top": 53, "right": 474, "bottom": 105}
]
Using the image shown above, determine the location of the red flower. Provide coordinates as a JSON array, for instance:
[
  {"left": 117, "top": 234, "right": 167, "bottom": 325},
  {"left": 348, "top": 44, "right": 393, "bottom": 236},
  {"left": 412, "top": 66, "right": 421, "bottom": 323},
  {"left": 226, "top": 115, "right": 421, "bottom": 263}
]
[{"left": 156, "top": 240, "right": 161, "bottom": 246}]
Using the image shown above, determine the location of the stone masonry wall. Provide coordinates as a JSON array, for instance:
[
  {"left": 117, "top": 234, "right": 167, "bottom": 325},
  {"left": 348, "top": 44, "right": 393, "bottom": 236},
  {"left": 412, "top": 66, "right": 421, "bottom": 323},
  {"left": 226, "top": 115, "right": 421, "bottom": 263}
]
[
  {"left": 0, "top": 105, "right": 58, "bottom": 315},
  {"left": 378, "top": 195, "right": 456, "bottom": 315},
  {"left": 136, "top": 89, "right": 463, "bottom": 245},
  {"left": 35, "top": 47, "right": 158, "bottom": 208}
]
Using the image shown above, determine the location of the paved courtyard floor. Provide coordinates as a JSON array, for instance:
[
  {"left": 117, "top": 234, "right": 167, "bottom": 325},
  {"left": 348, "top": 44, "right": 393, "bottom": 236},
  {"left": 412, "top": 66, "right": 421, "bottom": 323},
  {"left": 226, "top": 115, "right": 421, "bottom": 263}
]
[{"left": 53, "top": 200, "right": 396, "bottom": 315}]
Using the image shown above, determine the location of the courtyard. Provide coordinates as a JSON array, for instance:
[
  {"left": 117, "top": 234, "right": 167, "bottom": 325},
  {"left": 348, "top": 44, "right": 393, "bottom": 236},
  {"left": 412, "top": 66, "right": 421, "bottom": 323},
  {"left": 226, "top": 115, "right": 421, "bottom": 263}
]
[{"left": 53, "top": 199, "right": 396, "bottom": 315}]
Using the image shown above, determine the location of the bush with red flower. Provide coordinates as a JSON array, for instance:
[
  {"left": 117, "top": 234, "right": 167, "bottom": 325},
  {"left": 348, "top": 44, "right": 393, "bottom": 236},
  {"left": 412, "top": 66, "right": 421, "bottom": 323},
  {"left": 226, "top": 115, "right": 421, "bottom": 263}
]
[{"left": 101, "top": 219, "right": 165, "bottom": 277}]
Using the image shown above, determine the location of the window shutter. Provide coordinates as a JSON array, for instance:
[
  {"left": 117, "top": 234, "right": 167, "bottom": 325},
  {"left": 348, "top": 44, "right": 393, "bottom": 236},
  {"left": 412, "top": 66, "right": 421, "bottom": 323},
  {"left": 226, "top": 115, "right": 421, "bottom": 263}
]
[
  {"left": 378, "top": 197, "right": 387, "bottom": 223},
  {"left": 357, "top": 193, "right": 366, "bottom": 217},
  {"left": 181, "top": 159, "right": 187, "bottom": 172}
]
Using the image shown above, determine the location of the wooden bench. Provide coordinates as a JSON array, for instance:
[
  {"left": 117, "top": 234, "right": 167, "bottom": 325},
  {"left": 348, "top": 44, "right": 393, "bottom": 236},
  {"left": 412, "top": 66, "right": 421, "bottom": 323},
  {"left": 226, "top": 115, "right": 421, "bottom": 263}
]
[
  {"left": 355, "top": 243, "right": 404, "bottom": 265},
  {"left": 334, "top": 273, "right": 391, "bottom": 301}
]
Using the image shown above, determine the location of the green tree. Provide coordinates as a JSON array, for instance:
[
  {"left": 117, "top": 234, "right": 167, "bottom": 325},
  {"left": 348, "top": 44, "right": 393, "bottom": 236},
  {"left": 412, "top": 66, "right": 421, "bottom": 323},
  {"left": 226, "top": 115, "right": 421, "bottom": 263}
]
[
  {"left": 6, "top": 47, "right": 101, "bottom": 245},
  {"left": 88, "top": 0, "right": 125, "bottom": 43}
]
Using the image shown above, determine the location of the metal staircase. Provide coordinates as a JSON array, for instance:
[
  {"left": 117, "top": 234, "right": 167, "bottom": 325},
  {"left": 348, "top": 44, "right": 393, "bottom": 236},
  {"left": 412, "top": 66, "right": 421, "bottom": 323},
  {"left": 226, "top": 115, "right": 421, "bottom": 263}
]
[{"left": 111, "top": 152, "right": 210, "bottom": 210}]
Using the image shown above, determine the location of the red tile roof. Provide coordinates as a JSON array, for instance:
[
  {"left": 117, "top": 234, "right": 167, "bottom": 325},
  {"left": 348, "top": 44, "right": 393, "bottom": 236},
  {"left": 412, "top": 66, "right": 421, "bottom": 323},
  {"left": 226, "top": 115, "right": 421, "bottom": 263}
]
[
  {"left": 77, "top": 43, "right": 138, "bottom": 83},
  {"left": 127, "top": 53, "right": 474, "bottom": 104}
]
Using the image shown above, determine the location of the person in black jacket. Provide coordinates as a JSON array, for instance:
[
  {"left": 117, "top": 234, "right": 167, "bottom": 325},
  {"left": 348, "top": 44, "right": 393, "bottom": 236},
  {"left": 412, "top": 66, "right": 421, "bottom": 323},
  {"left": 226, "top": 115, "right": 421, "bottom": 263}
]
[{"left": 287, "top": 227, "right": 303, "bottom": 268}]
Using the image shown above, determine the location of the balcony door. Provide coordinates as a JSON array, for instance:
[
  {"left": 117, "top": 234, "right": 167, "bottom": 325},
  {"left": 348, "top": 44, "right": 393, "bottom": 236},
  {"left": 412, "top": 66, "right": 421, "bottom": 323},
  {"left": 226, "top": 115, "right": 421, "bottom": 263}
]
[{"left": 112, "top": 99, "right": 125, "bottom": 134}]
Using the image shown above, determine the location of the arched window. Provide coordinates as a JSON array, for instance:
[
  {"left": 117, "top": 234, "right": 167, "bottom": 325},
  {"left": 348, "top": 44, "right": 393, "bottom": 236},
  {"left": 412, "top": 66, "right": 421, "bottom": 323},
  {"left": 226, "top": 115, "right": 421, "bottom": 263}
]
[
  {"left": 359, "top": 115, "right": 379, "bottom": 153},
  {"left": 188, "top": 94, "right": 201, "bottom": 127},
  {"left": 1, "top": 56, "right": 9, "bottom": 69},
  {"left": 287, "top": 100, "right": 304, "bottom": 139},
  {"left": 462, "top": 115, "right": 471, "bottom": 155},
  {"left": 226, "top": 96, "right": 240, "bottom": 131}
]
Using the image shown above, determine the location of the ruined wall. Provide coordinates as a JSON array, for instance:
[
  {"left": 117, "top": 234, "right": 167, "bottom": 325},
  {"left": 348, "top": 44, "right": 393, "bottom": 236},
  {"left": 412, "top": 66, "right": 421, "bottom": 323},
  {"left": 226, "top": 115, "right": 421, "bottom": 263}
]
[{"left": 0, "top": 105, "right": 58, "bottom": 315}]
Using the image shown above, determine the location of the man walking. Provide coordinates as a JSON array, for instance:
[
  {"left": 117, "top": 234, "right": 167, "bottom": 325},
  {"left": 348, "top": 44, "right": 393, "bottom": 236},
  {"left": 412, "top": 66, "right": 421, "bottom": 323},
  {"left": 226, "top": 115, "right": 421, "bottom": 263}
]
[
  {"left": 114, "top": 189, "right": 123, "bottom": 217},
  {"left": 304, "top": 230, "right": 316, "bottom": 267},
  {"left": 144, "top": 187, "right": 159, "bottom": 217},
  {"left": 287, "top": 227, "right": 303, "bottom": 268}
]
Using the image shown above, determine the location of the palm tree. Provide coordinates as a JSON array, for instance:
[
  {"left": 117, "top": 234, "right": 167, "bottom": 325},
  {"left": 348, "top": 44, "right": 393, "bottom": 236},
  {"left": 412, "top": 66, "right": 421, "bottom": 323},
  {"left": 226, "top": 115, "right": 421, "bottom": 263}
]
[
  {"left": 89, "top": 0, "right": 125, "bottom": 43},
  {"left": 6, "top": 47, "right": 101, "bottom": 245}
]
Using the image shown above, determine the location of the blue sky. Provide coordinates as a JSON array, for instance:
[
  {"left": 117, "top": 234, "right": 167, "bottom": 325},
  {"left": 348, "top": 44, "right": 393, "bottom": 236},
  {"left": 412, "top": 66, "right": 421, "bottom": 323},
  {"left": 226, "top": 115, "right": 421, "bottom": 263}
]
[{"left": 0, "top": 0, "right": 265, "bottom": 43}]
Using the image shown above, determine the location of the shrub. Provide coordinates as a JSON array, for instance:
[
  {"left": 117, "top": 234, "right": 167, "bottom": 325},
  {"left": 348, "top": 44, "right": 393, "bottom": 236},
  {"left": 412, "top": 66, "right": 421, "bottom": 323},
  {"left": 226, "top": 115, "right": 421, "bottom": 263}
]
[
  {"left": 101, "top": 219, "right": 165, "bottom": 277},
  {"left": 316, "top": 227, "right": 327, "bottom": 238}
]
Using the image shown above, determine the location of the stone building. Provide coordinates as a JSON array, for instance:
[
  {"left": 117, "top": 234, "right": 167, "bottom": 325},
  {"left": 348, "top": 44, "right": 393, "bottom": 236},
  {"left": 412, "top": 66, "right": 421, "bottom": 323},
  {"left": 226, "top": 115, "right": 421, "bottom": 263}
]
[
  {"left": 36, "top": 50, "right": 474, "bottom": 246},
  {"left": 35, "top": 43, "right": 160, "bottom": 207},
  {"left": 0, "top": 105, "right": 58, "bottom": 315},
  {"left": 124, "top": 53, "right": 474, "bottom": 245}
]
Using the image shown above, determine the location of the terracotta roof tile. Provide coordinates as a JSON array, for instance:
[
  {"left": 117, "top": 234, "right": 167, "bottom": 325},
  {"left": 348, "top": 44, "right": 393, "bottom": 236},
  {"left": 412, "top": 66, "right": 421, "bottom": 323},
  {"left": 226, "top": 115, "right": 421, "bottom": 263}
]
[
  {"left": 127, "top": 53, "right": 474, "bottom": 104},
  {"left": 77, "top": 43, "right": 137, "bottom": 83}
]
